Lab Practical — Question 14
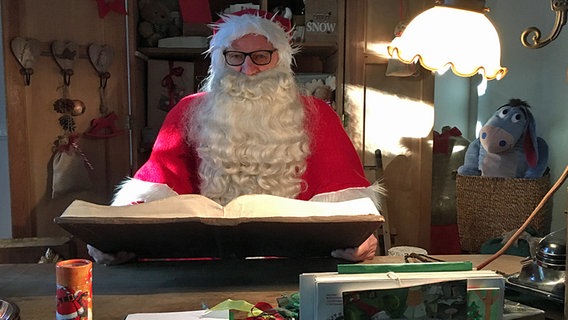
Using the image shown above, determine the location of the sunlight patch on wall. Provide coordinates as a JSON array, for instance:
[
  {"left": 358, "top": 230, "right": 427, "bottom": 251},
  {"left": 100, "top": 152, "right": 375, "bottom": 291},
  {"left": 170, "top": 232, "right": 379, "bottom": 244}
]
[
  {"left": 453, "top": 144, "right": 467, "bottom": 153},
  {"left": 366, "top": 41, "right": 394, "bottom": 59},
  {"left": 477, "top": 76, "right": 487, "bottom": 96},
  {"left": 475, "top": 120, "right": 483, "bottom": 138},
  {"left": 344, "top": 84, "right": 434, "bottom": 162}
]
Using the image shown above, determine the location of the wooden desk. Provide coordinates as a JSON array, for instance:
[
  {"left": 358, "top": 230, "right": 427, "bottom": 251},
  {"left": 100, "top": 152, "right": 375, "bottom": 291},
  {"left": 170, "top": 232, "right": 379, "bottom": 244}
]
[{"left": 0, "top": 254, "right": 552, "bottom": 320}]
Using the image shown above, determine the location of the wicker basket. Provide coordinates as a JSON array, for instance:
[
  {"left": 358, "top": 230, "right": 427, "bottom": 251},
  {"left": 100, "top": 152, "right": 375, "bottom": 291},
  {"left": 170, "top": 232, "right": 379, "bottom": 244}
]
[{"left": 455, "top": 174, "right": 551, "bottom": 253}]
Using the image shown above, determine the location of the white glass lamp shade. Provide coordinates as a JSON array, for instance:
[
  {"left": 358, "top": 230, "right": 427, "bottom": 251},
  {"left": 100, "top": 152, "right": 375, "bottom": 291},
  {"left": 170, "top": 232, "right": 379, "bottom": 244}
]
[{"left": 388, "top": 6, "right": 507, "bottom": 80}]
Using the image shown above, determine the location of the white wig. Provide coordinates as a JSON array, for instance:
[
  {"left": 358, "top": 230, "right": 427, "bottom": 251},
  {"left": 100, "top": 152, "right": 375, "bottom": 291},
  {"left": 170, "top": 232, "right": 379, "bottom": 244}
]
[{"left": 206, "top": 10, "right": 298, "bottom": 79}]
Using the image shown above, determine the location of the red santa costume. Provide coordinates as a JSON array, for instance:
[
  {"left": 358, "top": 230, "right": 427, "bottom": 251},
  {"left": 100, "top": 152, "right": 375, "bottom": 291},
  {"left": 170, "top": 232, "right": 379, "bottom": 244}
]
[
  {"left": 56, "top": 286, "right": 87, "bottom": 320},
  {"left": 91, "top": 9, "right": 380, "bottom": 263},
  {"left": 121, "top": 92, "right": 369, "bottom": 201}
]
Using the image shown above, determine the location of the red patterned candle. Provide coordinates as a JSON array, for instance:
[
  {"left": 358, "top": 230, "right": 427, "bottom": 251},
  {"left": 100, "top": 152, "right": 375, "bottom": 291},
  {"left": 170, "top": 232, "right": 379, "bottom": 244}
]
[{"left": 55, "top": 259, "right": 93, "bottom": 320}]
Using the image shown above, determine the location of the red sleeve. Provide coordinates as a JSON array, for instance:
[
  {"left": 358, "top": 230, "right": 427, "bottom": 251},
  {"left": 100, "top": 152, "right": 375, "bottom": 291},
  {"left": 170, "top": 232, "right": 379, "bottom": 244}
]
[
  {"left": 298, "top": 97, "right": 370, "bottom": 200},
  {"left": 133, "top": 93, "right": 203, "bottom": 194}
]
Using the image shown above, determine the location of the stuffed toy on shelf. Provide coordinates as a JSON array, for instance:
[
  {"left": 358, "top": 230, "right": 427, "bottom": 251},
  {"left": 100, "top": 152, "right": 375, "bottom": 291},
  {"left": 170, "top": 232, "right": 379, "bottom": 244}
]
[
  {"left": 138, "top": 0, "right": 181, "bottom": 47},
  {"left": 457, "top": 98, "right": 549, "bottom": 179}
]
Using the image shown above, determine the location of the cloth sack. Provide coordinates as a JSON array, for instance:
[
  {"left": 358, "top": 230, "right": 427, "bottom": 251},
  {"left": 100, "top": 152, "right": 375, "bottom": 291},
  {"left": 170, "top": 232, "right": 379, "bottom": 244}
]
[{"left": 52, "top": 146, "right": 92, "bottom": 198}]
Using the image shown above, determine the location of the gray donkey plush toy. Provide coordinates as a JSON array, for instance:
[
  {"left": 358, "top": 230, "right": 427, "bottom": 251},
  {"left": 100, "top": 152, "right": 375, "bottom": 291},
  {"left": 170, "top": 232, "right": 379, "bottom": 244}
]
[{"left": 457, "top": 98, "right": 548, "bottom": 179}]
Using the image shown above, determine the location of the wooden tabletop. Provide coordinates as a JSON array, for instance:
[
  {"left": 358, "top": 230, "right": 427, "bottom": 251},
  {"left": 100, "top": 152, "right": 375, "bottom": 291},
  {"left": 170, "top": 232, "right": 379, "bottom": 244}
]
[{"left": 0, "top": 254, "right": 531, "bottom": 320}]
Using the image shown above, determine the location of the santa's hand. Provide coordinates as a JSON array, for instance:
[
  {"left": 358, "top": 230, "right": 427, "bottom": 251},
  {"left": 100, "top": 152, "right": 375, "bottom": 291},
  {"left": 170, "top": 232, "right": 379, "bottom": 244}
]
[
  {"left": 331, "top": 234, "right": 377, "bottom": 262},
  {"left": 87, "top": 244, "right": 136, "bottom": 265}
]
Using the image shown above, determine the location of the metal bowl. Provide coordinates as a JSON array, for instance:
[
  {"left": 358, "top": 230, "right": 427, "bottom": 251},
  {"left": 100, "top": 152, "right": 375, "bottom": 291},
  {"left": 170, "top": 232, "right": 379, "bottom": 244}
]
[{"left": 507, "top": 260, "right": 565, "bottom": 303}]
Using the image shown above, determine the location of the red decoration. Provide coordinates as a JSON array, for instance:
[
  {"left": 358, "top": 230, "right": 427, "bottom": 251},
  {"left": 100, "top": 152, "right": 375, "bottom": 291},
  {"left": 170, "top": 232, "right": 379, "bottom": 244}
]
[
  {"left": 433, "top": 126, "right": 462, "bottom": 154},
  {"left": 95, "top": 0, "right": 127, "bottom": 18},
  {"left": 161, "top": 60, "right": 185, "bottom": 110},
  {"left": 84, "top": 111, "right": 125, "bottom": 139},
  {"left": 179, "top": 0, "right": 212, "bottom": 23},
  {"left": 214, "top": 9, "right": 292, "bottom": 34},
  {"left": 246, "top": 302, "right": 285, "bottom": 320},
  {"left": 55, "top": 134, "right": 94, "bottom": 170}
]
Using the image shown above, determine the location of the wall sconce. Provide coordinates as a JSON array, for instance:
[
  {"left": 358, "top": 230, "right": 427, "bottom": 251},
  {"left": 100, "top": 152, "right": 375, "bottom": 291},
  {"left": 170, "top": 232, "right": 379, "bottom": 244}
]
[
  {"left": 387, "top": 0, "right": 507, "bottom": 81},
  {"left": 521, "top": 0, "right": 567, "bottom": 48}
]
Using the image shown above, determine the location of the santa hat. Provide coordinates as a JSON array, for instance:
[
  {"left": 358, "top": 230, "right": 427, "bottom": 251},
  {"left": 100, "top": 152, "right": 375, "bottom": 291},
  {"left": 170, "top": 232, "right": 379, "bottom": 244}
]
[{"left": 207, "top": 9, "right": 298, "bottom": 71}]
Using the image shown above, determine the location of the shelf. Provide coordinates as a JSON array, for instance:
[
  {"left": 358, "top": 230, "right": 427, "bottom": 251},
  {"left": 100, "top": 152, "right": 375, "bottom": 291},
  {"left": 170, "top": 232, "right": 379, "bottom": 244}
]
[
  {"left": 136, "top": 47, "right": 209, "bottom": 62},
  {"left": 136, "top": 42, "right": 337, "bottom": 62},
  {"left": 296, "top": 42, "right": 338, "bottom": 58}
]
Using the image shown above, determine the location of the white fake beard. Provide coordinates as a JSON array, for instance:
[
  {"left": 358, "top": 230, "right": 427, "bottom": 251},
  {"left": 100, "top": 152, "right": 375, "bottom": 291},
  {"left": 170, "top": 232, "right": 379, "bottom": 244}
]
[{"left": 188, "top": 68, "right": 310, "bottom": 205}]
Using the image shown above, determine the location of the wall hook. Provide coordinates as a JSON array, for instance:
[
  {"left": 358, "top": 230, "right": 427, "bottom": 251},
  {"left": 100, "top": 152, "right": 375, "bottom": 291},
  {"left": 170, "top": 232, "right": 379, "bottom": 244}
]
[
  {"left": 51, "top": 40, "right": 78, "bottom": 86},
  {"left": 84, "top": 43, "right": 123, "bottom": 139},
  {"left": 88, "top": 44, "right": 114, "bottom": 89},
  {"left": 10, "top": 37, "right": 41, "bottom": 86}
]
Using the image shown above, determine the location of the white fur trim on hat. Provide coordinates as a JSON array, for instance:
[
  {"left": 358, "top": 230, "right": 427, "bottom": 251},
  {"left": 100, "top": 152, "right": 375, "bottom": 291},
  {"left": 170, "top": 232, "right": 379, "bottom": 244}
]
[{"left": 207, "top": 11, "right": 298, "bottom": 71}]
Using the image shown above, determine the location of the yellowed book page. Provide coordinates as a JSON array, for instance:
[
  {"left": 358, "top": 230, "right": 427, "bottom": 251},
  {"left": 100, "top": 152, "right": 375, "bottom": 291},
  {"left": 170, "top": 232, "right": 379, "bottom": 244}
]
[
  {"left": 61, "top": 194, "right": 223, "bottom": 218},
  {"left": 223, "top": 194, "right": 380, "bottom": 218},
  {"left": 61, "top": 194, "right": 380, "bottom": 220}
]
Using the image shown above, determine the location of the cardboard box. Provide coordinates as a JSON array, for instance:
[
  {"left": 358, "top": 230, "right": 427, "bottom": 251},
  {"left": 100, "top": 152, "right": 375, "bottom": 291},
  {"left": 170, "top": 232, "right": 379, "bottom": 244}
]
[{"left": 304, "top": 0, "right": 338, "bottom": 43}]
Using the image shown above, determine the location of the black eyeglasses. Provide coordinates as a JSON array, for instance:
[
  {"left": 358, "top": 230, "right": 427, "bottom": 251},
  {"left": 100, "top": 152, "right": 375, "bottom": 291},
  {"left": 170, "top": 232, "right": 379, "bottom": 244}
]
[{"left": 222, "top": 49, "right": 277, "bottom": 66}]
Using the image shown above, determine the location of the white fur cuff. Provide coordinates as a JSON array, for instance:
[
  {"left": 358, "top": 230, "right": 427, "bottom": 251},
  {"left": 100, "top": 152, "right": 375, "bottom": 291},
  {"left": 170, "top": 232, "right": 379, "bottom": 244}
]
[{"left": 111, "top": 178, "right": 179, "bottom": 206}]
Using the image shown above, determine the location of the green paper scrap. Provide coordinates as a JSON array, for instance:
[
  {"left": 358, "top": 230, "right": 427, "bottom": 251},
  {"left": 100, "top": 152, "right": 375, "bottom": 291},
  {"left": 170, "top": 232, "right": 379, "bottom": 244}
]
[
  {"left": 276, "top": 293, "right": 300, "bottom": 319},
  {"left": 209, "top": 299, "right": 254, "bottom": 312},
  {"left": 337, "top": 261, "right": 473, "bottom": 274},
  {"left": 209, "top": 299, "right": 271, "bottom": 319}
]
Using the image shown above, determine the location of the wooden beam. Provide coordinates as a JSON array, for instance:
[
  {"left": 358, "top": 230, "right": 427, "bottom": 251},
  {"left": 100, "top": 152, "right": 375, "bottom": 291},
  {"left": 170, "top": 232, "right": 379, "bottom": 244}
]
[{"left": 2, "top": 1, "right": 35, "bottom": 237}]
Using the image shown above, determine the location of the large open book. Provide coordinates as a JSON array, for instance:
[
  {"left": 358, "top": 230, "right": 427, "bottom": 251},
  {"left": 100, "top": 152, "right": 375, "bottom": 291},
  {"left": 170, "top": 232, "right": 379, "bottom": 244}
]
[{"left": 55, "top": 194, "right": 383, "bottom": 259}]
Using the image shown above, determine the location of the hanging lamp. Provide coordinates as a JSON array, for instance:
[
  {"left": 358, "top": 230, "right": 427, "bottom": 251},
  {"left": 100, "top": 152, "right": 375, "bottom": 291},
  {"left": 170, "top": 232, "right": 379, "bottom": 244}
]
[{"left": 387, "top": 0, "right": 507, "bottom": 80}]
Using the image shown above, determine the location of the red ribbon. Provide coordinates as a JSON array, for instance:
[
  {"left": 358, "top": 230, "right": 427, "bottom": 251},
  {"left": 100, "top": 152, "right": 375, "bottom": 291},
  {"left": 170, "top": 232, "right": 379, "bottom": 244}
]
[
  {"left": 95, "top": 0, "right": 127, "bottom": 18},
  {"left": 56, "top": 134, "right": 80, "bottom": 153},
  {"left": 56, "top": 134, "right": 94, "bottom": 170},
  {"left": 161, "top": 60, "right": 185, "bottom": 109},
  {"left": 246, "top": 302, "right": 285, "bottom": 320}
]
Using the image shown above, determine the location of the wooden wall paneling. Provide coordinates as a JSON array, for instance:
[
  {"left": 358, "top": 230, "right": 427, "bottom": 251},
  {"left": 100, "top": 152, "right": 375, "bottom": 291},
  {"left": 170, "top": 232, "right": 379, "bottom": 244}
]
[
  {"left": 333, "top": 0, "right": 345, "bottom": 115},
  {"left": 343, "top": 0, "right": 434, "bottom": 250},
  {"left": 2, "top": 1, "right": 33, "bottom": 237},
  {"left": 343, "top": 0, "right": 367, "bottom": 161},
  {"left": 127, "top": 0, "right": 146, "bottom": 172},
  {"left": 2, "top": 1, "right": 133, "bottom": 238}
]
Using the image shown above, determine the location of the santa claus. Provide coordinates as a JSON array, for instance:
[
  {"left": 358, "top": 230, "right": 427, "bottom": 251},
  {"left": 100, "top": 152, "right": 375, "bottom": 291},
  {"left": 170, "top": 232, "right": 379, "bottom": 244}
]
[
  {"left": 88, "top": 9, "right": 382, "bottom": 264},
  {"left": 56, "top": 286, "right": 88, "bottom": 320}
]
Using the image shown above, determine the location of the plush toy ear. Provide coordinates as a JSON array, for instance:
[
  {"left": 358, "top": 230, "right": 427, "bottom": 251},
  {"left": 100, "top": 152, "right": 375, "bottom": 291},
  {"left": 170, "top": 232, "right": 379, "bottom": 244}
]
[{"left": 523, "top": 108, "right": 538, "bottom": 167}]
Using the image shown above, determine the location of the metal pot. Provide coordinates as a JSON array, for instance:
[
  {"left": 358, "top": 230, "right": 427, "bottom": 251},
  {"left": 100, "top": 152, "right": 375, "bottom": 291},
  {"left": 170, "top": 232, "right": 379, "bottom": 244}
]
[
  {"left": 536, "top": 228, "right": 566, "bottom": 270},
  {"left": 0, "top": 299, "right": 20, "bottom": 320}
]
